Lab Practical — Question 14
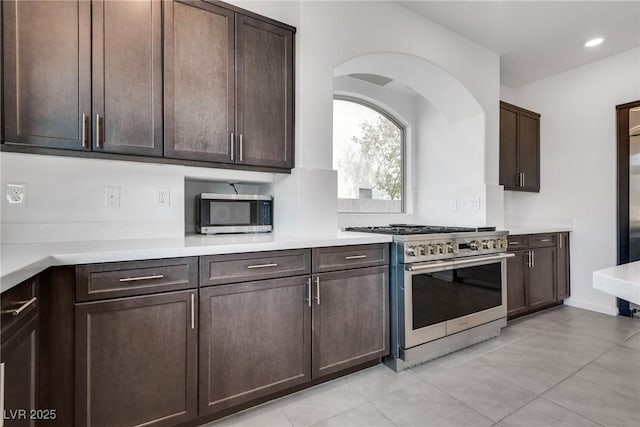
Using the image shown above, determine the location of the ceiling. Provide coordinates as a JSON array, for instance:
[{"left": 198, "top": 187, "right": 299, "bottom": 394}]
[{"left": 397, "top": 1, "right": 640, "bottom": 88}]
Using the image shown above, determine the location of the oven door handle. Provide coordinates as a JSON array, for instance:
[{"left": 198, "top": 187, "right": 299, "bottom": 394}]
[
  {"left": 406, "top": 253, "right": 514, "bottom": 272},
  {"left": 452, "top": 253, "right": 515, "bottom": 266}
]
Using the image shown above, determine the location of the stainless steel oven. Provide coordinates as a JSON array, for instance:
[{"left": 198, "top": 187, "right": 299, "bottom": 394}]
[{"left": 399, "top": 253, "right": 510, "bottom": 349}]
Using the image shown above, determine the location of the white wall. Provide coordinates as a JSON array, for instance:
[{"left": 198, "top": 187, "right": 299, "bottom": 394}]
[
  {"left": 1, "top": 0, "right": 502, "bottom": 242},
  {"left": 504, "top": 47, "right": 640, "bottom": 315}
]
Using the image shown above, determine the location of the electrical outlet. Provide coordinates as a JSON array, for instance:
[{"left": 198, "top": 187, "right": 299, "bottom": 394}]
[
  {"left": 105, "top": 186, "right": 121, "bottom": 207},
  {"left": 157, "top": 188, "right": 170, "bottom": 207},
  {"left": 448, "top": 199, "right": 457, "bottom": 210},
  {"left": 6, "top": 183, "right": 26, "bottom": 205}
]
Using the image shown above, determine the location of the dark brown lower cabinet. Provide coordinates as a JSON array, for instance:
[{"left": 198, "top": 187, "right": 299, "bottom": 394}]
[
  {"left": 312, "top": 266, "right": 389, "bottom": 378},
  {"left": 528, "top": 246, "right": 556, "bottom": 310},
  {"left": 198, "top": 276, "right": 311, "bottom": 416},
  {"left": 75, "top": 290, "right": 198, "bottom": 427},
  {"left": 507, "top": 233, "right": 568, "bottom": 319},
  {"left": 556, "top": 232, "right": 571, "bottom": 300},
  {"left": 506, "top": 250, "right": 528, "bottom": 318},
  {"left": 1, "top": 311, "right": 39, "bottom": 427}
]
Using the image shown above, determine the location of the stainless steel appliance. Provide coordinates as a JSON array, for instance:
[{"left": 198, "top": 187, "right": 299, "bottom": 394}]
[
  {"left": 196, "top": 193, "right": 273, "bottom": 234},
  {"left": 344, "top": 225, "right": 512, "bottom": 371}
]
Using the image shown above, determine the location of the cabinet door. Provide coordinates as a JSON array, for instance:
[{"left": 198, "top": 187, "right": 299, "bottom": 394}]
[
  {"left": 312, "top": 266, "right": 389, "bottom": 378},
  {"left": 1, "top": 311, "right": 38, "bottom": 427},
  {"left": 3, "top": 0, "right": 91, "bottom": 150},
  {"left": 528, "top": 247, "right": 556, "bottom": 310},
  {"left": 518, "top": 111, "right": 540, "bottom": 192},
  {"left": 556, "top": 232, "right": 571, "bottom": 300},
  {"left": 92, "top": 0, "right": 162, "bottom": 156},
  {"left": 199, "top": 276, "right": 310, "bottom": 416},
  {"left": 499, "top": 104, "right": 519, "bottom": 190},
  {"left": 506, "top": 250, "right": 528, "bottom": 319},
  {"left": 75, "top": 291, "right": 198, "bottom": 427},
  {"left": 164, "top": 0, "right": 235, "bottom": 163},
  {"left": 236, "top": 14, "right": 294, "bottom": 169}
]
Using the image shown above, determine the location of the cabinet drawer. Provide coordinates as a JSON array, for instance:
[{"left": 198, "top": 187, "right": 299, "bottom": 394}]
[
  {"left": 200, "top": 249, "right": 311, "bottom": 286},
  {"left": 76, "top": 257, "right": 198, "bottom": 302},
  {"left": 1, "top": 276, "right": 38, "bottom": 337},
  {"left": 312, "top": 244, "right": 389, "bottom": 273},
  {"left": 506, "top": 235, "right": 527, "bottom": 250},
  {"left": 529, "top": 233, "right": 556, "bottom": 248}
]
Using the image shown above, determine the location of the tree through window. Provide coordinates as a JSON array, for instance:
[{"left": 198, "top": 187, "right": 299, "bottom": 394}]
[{"left": 333, "top": 97, "right": 404, "bottom": 213}]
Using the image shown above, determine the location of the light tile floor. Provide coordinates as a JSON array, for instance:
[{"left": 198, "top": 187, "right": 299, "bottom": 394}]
[{"left": 205, "top": 306, "right": 640, "bottom": 427}]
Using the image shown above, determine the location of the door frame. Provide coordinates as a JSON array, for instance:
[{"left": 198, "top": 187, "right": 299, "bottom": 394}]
[{"left": 616, "top": 99, "right": 640, "bottom": 316}]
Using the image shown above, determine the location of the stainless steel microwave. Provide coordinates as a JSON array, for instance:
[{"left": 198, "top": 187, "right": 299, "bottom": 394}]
[{"left": 196, "top": 193, "right": 273, "bottom": 234}]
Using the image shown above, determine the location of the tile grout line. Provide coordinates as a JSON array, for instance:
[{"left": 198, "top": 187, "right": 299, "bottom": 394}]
[
  {"left": 419, "top": 376, "right": 505, "bottom": 424},
  {"left": 537, "top": 395, "right": 607, "bottom": 427}
]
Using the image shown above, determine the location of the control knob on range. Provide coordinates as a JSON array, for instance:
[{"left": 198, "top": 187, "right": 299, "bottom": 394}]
[
  {"left": 417, "top": 245, "right": 427, "bottom": 256},
  {"left": 426, "top": 244, "right": 436, "bottom": 255},
  {"left": 446, "top": 242, "right": 460, "bottom": 254},
  {"left": 406, "top": 246, "right": 416, "bottom": 257},
  {"left": 469, "top": 241, "right": 481, "bottom": 251},
  {"left": 436, "top": 243, "right": 445, "bottom": 254},
  {"left": 484, "top": 240, "right": 495, "bottom": 249}
]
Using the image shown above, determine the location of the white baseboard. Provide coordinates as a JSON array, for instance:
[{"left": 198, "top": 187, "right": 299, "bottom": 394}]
[{"left": 564, "top": 299, "right": 618, "bottom": 316}]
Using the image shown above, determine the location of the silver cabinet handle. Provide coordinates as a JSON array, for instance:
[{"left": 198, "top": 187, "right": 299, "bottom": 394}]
[
  {"left": 526, "top": 250, "right": 532, "bottom": 268},
  {"left": 1, "top": 297, "right": 37, "bottom": 316},
  {"left": 230, "top": 132, "right": 235, "bottom": 161},
  {"left": 532, "top": 250, "right": 535, "bottom": 268},
  {"left": 559, "top": 234, "right": 563, "bottom": 249},
  {"left": 305, "top": 277, "right": 312, "bottom": 307},
  {"left": 509, "top": 241, "right": 520, "bottom": 245},
  {"left": 191, "top": 293, "right": 195, "bottom": 330},
  {"left": 522, "top": 173, "right": 525, "bottom": 187},
  {"left": 540, "top": 239, "right": 551, "bottom": 242},
  {"left": 314, "top": 276, "right": 320, "bottom": 305},
  {"left": 81, "top": 113, "right": 88, "bottom": 148},
  {"left": 239, "top": 134, "right": 244, "bottom": 162},
  {"left": 96, "top": 114, "right": 102, "bottom": 148},
  {"left": 345, "top": 255, "right": 367, "bottom": 260},
  {"left": 246, "top": 263, "right": 278, "bottom": 269},
  {"left": 119, "top": 274, "right": 164, "bottom": 282}
]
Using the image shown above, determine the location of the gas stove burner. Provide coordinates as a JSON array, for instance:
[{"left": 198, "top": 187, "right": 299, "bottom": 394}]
[{"left": 344, "top": 224, "right": 495, "bottom": 235}]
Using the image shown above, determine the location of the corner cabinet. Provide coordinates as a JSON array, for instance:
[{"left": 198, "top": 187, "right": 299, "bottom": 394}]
[
  {"left": 164, "top": 0, "right": 294, "bottom": 169},
  {"left": 500, "top": 101, "right": 540, "bottom": 192},
  {"left": 506, "top": 232, "right": 570, "bottom": 319},
  {"left": 1, "top": 277, "right": 39, "bottom": 427}
]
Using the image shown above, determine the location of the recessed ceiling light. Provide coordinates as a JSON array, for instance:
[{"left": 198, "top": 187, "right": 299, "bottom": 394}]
[{"left": 585, "top": 38, "right": 604, "bottom": 47}]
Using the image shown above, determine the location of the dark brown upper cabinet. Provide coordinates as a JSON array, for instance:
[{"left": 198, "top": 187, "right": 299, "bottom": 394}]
[
  {"left": 3, "top": 0, "right": 91, "bottom": 151},
  {"left": 500, "top": 101, "right": 540, "bottom": 192},
  {"left": 92, "top": 0, "right": 163, "bottom": 156},
  {"left": 236, "top": 14, "right": 294, "bottom": 168},
  {"left": 164, "top": 1, "right": 295, "bottom": 169},
  {"left": 2, "top": 0, "right": 162, "bottom": 156}
]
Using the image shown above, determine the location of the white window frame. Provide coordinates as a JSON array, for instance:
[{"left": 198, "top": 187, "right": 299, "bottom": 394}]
[{"left": 333, "top": 95, "right": 407, "bottom": 214}]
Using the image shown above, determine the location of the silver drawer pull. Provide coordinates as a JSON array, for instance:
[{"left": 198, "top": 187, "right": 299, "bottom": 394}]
[
  {"left": 247, "top": 263, "right": 278, "bottom": 269},
  {"left": 2, "top": 297, "right": 37, "bottom": 316},
  {"left": 345, "top": 255, "right": 367, "bottom": 260},
  {"left": 509, "top": 241, "right": 520, "bottom": 245},
  {"left": 540, "top": 239, "right": 551, "bottom": 242},
  {"left": 119, "top": 274, "right": 164, "bottom": 282}
]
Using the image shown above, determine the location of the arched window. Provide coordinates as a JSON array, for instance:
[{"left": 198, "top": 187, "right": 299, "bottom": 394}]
[{"left": 333, "top": 96, "right": 405, "bottom": 213}]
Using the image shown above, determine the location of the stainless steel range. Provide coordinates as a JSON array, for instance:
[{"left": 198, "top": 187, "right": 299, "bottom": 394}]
[{"left": 345, "top": 224, "right": 513, "bottom": 371}]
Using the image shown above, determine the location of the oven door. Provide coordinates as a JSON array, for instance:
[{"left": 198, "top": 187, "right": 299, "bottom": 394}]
[{"left": 401, "top": 253, "right": 512, "bottom": 349}]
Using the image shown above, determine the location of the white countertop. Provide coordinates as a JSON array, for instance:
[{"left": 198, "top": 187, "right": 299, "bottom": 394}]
[
  {"left": 0, "top": 232, "right": 392, "bottom": 293},
  {"left": 503, "top": 225, "right": 573, "bottom": 235},
  {"left": 505, "top": 225, "right": 573, "bottom": 235},
  {"left": 593, "top": 262, "right": 640, "bottom": 306}
]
